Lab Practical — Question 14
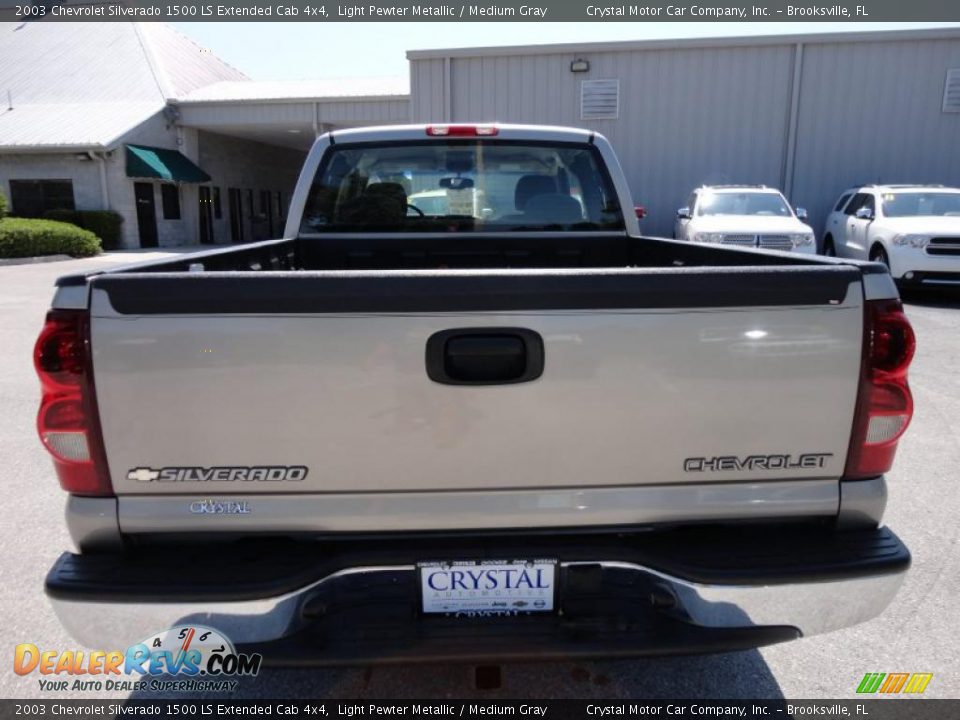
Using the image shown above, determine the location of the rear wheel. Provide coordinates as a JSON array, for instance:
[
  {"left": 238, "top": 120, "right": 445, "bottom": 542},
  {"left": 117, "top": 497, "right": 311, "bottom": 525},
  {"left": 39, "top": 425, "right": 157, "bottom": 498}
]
[{"left": 823, "top": 236, "right": 836, "bottom": 257}]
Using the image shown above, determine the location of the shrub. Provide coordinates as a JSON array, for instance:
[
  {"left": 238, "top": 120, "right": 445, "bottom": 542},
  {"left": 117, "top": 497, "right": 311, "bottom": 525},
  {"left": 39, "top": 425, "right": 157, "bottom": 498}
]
[
  {"left": 0, "top": 190, "right": 7, "bottom": 220},
  {"left": 43, "top": 209, "right": 123, "bottom": 250},
  {"left": 0, "top": 217, "right": 101, "bottom": 258}
]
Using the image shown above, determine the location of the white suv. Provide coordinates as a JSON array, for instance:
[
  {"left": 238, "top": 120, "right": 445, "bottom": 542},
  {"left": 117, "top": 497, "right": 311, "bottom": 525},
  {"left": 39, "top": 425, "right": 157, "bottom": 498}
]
[
  {"left": 822, "top": 185, "right": 960, "bottom": 286},
  {"left": 674, "top": 186, "right": 815, "bottom": 253}
]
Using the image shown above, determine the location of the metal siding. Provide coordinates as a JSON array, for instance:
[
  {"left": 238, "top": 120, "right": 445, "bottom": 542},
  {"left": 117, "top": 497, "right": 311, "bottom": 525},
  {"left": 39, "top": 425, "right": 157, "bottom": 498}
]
[
  {"left": 410, "top": 58, "right": 446, "bottom": 122},
  {"left": 613, "top": 46, "right": 794, "bottom": 236},
  {"left": 316, "top": 99, "right": 410, "bottom": 125},
  {"left": 792, "top": 38, "right": 960, "bottom": 237},
  {"left": 178, "top": 99, "right": 409, "bottom": 128},
  {"left": 179, "top": 102, "right": 316, "bottom": 127}
]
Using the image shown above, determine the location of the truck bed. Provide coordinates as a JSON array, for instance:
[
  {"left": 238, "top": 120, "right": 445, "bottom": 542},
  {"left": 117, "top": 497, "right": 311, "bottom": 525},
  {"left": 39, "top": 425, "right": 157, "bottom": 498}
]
[
  {"left": 60, "top": 233, "right": 824, "bottom": 278},
  {"left": 59, "top": 233, "right": 865, "bottom": 315},
  {"left": 52, "top": 234, "right": 883, "bottom": 536}
]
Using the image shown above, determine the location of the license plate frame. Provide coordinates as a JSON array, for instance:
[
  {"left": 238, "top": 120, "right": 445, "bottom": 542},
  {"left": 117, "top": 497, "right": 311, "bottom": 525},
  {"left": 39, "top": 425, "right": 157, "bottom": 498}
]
[{"left": 417, "top": 559, "right": 558, "bottom": 617}]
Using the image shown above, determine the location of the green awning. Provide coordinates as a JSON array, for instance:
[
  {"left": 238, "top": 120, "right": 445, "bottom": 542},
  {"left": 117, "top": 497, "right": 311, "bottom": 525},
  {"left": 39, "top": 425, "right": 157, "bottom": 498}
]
[{"left": 125, "top": 144, "right": 211, "bottom": 183}]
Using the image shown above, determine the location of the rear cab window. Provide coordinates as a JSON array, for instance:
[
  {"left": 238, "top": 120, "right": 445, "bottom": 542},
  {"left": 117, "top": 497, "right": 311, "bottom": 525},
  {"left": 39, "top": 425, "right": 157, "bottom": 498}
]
[{"left": 299, "top": 140, "right": 625, "bottom": 234}]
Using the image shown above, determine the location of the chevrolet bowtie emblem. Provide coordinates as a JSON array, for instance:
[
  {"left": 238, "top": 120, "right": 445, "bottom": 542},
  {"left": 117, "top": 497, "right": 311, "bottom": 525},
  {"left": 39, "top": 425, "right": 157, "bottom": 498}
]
[{"left": 127, "top": 467, "right": 160, "bottom": 482}]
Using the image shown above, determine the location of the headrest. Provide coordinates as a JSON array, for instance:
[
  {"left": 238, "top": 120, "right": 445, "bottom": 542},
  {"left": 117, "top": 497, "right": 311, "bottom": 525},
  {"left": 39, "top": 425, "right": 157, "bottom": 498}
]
[
  {"left": 364, "top": 182, "right": 407, "bottom": 202},
  {"left": 523, "top": 193, "right": 584, "bottom": 224},
  {"left": 514, "top": 175, "right": 557, "bottom": 210}
]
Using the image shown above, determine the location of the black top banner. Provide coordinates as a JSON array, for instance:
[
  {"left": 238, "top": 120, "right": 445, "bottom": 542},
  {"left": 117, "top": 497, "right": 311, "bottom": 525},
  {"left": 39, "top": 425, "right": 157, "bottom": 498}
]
[
  {"left": 2, "top": 0, "right": 960, "bottom": 22},
  {"left": 0, "top": 700, "right": 955, "bottom": 720}
]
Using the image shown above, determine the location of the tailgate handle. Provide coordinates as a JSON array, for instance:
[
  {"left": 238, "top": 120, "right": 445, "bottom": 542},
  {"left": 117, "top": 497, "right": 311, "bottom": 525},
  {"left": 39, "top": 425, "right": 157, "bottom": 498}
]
[{"left": 426, "top": 328, "right": 544, "bottom": 385}]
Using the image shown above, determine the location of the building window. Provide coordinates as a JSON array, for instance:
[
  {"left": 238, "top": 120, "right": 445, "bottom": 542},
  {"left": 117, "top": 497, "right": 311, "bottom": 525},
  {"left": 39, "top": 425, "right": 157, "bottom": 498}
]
[
  {"left": 213, "top": 187, "right": 222, "bottom": 219},
  {"left": 8, "top": 179, "right": 75, "bottom": 217},
  {"left": 160, "top": 184, "right": 181, "bottom": 220}
]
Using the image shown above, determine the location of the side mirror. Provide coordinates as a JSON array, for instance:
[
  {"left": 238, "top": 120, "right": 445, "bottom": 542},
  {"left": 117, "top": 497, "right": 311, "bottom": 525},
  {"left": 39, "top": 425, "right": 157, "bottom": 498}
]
[
  {"left": 677, "top": 206, "right": 692, "bottom": 220},
  {"left": 855, "top": 206, "right": 874, "bottom": 221},
  {"left": 795, "top": 207, "right": 808, "bottom": 221},
  {"left": 634, "top": 206, "right": 647, "bottom": 220}
]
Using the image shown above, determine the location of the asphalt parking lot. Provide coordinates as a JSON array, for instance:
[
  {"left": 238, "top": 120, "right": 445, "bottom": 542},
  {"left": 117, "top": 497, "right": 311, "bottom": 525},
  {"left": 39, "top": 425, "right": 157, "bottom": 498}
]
[{"left": 1, "top": 252, "right": 957, "bottom": 700}]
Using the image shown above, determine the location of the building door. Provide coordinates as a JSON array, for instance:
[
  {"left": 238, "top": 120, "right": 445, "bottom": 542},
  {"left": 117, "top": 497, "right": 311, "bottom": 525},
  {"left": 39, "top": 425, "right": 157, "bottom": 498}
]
[
  {"left": 134, "top": 182, "right": 158, "bottom": 248},
  {"left": 228, "top": 188, "right": 243, "bottom": 243},
  {"left": 198, "top": 186, "right": 214, "bottom": 244}
]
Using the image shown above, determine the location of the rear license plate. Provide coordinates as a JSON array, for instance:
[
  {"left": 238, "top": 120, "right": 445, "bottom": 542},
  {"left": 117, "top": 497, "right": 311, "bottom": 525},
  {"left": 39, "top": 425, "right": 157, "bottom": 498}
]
[{"left": 418, "top": 559, "right": 557, "bottom": 616}]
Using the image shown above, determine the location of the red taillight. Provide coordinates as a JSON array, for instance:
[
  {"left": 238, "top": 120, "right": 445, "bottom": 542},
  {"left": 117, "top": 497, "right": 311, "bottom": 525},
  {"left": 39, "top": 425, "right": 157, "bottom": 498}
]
[
  {"left": 34, "top": 310, "right": 112, "bottom": 496},
  {"left": 634, "top": 206, "right": 647, "bottom": 220},
  {"left": 425, "top": 125, "right": 499, "bottom": 137},
  {"left": 844, "top": 299, "right": 916, "bottom": 480}
]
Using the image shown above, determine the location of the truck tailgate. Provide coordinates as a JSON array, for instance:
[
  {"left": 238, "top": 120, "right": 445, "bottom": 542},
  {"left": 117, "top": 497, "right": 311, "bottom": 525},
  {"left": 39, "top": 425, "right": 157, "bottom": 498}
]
[{"left": 88, "top": 266, "right": 863, "bottom": 522}]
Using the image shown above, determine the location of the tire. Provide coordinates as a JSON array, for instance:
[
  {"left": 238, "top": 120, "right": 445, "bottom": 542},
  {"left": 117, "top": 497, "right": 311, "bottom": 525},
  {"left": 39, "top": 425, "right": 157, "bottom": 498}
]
[
  {"left": 823, "top": 236, "right": 836, "bottom": 257},
  {"left": 870, "top": 245, "right": 891, "bottom": 270}
]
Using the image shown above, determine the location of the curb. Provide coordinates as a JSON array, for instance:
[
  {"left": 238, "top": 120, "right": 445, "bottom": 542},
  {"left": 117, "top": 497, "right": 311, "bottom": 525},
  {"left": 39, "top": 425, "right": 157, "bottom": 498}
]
[{"left": 0, "top": 254, "right": 74, "bottom": 267}]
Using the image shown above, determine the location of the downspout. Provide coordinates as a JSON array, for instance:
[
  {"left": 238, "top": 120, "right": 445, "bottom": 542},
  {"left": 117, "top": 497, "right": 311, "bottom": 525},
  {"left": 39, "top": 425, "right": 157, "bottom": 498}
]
[
  {"left": 782, "top": 42, "right": 804, "bottom": 200},
  {"left": 444, "top": 56, "right": 452, "bottom": 122},
  {"left": 90, "top": 151, "right": 110, "bottom": 210}
]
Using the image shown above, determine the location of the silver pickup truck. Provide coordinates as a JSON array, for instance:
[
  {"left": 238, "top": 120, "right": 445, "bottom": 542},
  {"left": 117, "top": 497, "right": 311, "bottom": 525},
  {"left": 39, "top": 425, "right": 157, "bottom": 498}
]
[{"left": 37, "top": 124, "right": 915, "bottom": 664}]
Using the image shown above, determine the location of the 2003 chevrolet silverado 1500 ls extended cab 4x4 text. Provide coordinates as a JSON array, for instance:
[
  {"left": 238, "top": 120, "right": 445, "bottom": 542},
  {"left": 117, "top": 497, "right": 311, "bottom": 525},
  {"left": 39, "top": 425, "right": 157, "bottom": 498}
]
[{"left": 37, "top": 124, "right": 915, "bottom": 664}]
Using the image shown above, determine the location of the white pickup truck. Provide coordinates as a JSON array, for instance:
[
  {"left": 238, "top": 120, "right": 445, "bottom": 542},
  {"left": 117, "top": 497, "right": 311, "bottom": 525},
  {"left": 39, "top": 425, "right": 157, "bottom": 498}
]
[{"left": 38, "top": 124, "right": 914, "bottom": 665}]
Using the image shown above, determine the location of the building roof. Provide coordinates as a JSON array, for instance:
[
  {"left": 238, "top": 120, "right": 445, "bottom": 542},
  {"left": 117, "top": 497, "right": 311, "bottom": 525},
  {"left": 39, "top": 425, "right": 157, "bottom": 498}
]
[
  {"left": 0, "top": 21, "right": 247, "bottom": 150},
  {"left": 0, "top": 102, "right": 165, "bottom": 151},
  {"left": 177, "top": 77, "right": 410, "bottom": 103}
]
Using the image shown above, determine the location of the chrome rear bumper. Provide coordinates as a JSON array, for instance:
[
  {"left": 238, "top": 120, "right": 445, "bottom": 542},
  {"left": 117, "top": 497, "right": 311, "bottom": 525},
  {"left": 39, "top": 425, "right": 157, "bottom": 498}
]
[
  {"left": 49, "top": 559, "right": 906, "bottom": 651},
  {"left": 46, "top": 525, "right": 909, "bottom": 660}
]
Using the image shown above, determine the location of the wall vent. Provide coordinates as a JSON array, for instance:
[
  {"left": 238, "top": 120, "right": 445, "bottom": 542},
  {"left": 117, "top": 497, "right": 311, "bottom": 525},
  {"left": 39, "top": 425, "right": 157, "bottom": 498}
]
[
  {"left": 581, "top": 79, "right": 620, "bottom": 120},
  {"left": 943, "top": 69, "right": 960, "bottom": 112}
]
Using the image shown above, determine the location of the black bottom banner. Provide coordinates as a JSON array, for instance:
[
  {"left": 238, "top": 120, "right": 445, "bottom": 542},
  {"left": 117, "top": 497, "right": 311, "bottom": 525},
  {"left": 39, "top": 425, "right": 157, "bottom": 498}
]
[{"left": 0, "top": 700, "right": 953, "bottom": 720}]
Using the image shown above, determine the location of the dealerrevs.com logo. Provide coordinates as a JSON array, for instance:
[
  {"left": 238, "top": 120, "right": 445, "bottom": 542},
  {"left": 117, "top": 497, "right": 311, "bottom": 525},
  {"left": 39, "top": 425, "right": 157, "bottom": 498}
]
[{"left": 14, "top": 625, "right": 261, "bottom": 693}]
